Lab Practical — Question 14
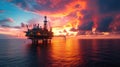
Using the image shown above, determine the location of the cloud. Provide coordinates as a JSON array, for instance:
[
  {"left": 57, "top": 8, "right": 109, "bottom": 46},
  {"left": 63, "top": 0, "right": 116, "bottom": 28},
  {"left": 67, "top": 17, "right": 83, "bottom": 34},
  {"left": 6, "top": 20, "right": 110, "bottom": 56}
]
[
  {"left": 85, "top": 0, "right": 120, "bottom": 32},
  {"left": 0, "top": 24, "right": 10, "bottom": 28},
  {"left": 98, "top": 0, "right": 120, "bottom": 14},
  {"left": 9, "top": 0, "right": 85, "bottom": 20},
  {"left": 0, "top": 10, "right": 4, "bottom": 13},
  {"left": 78, "top": 21, "right": 94, "bottom": 31},
  {"left": 8, "top": 0, "right": 29, "bottom": 10},
  {"left": 97, "top": 17, "right": 113, "bottom": 32},
  {"left": 7, "top": 18, "right": 14, "bottom": 22},
  {"left": 0, "top": 18, "right": 14, "bottom": 25},
  {"left": 109, "top": 15, "right": 120, "bottom": 31},
  {"left": 8, "top": 0, "right": 120, "bottom": 32},
  {"left": 0, "top": 25, "right": 25, "bottom": 38},
  {"left": 1, "top": 24, "right": 21, "bottom": 29}
]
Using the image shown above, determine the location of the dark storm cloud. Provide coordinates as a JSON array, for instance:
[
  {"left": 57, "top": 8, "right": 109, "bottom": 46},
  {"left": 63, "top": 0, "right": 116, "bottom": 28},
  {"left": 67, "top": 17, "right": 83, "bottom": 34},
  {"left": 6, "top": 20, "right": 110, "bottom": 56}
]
[
  {"left": 109, "top": 15, "right": 120, "bottom": 31},
  {"left": 96, "top": 0, "right": 120, "bottom": 31},
  {"left": 82, "top": 12, "right": 92, "bottom": 22},
  {"left": 97, "top": 17, "right": 113, "bottom": 32},
  {"left": 78, "top": 21, "right": 94, "bottom": 31},
  {"left": 98, "top": 0, "right": 120, "bottom": 14},
  {"left": 83, "top": 0, "right": 120, "bottom": 32},
  {"left": 78, "top": 9, "right": 93, "bottom": 31}
]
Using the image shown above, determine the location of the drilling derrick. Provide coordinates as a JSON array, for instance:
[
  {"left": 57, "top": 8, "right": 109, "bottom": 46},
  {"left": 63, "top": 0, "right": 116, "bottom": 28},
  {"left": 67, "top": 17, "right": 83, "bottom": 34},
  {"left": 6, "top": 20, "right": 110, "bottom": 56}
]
[
  {"left": 44, "top": 16, "right": 47, "bottom": 30},
  {"left": 25, "top": 16, "right": 53, "bottom": 44}
]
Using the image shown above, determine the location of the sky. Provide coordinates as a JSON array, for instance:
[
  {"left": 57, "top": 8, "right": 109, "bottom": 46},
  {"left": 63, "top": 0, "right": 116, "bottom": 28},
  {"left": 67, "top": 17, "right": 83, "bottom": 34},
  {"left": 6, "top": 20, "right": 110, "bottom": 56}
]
[{"left": 0, "top": 0, "right": 120, "bottom": 38}]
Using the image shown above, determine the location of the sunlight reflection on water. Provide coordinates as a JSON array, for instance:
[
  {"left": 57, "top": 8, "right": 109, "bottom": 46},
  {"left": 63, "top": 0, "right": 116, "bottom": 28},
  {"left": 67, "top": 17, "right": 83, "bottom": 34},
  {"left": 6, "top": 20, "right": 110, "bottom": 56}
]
[{"left": 0, "top": 38, "right": 120, "bottom": 67}]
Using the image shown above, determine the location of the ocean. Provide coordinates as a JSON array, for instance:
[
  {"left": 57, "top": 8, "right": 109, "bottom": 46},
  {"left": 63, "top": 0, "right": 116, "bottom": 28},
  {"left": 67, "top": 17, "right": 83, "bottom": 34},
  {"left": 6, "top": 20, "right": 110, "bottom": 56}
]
[{"left": 0, "top": 37, "right": 120, "bottom": 67}]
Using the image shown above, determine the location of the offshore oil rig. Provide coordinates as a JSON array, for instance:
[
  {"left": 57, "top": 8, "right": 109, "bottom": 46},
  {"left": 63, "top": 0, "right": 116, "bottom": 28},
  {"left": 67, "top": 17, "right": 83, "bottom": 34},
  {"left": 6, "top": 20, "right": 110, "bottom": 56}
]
[{"left": 25, "top": 16, "right": 53, "bottom": 44}]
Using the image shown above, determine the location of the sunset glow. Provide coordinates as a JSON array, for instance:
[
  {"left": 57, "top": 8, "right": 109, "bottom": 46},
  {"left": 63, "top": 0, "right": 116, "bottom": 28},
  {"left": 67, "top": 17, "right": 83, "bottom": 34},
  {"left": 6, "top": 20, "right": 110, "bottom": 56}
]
[
  {"left": 1, "top": 0, "right": 120, "bottom": 38},
  {"left": 52, "top": 26, "right": 78, "bottom": 36}
]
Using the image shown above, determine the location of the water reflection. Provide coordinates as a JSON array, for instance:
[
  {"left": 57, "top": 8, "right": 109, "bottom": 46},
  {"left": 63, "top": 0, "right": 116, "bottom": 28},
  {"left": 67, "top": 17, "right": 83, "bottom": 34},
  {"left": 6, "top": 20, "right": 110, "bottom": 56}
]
[
  {"left": 24, "top": 38, "right": 120, "bottom": 67},
  {"left": 1, "top": 38, "right": 120, "bottom": 67},
  {"left": 25, "top": 37, "right": 84, "bottom": 67},
  {"left": 77, "top": 39, "right": 120, "bottom": 67},
  {"left": 25, "top": 43, "right": 52, "bottom": 67},
  {"left": 50, "top": 37, "right": 83, "bottom": 66}
]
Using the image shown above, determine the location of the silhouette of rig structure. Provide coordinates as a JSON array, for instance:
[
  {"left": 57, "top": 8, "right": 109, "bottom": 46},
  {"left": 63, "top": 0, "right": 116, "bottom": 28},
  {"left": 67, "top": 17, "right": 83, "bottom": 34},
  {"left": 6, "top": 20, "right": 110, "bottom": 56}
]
[{"left": 25, "top": 16, "right": 53, "bottom": 44}]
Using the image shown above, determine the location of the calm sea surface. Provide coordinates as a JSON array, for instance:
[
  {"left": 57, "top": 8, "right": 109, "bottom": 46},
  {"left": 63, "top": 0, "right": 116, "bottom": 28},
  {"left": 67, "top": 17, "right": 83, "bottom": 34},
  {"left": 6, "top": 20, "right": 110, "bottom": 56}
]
[{"left": 0, "top": 37, "right": 120, "bottom": 67}]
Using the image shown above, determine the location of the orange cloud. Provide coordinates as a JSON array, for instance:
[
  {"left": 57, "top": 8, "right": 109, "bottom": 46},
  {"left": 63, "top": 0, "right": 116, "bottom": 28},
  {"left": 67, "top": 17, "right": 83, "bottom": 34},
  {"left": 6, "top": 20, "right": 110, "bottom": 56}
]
[
  {"left": 36, "top": 0, "right": 86, "bottom": 17},
  {"left": 34, "top": 0, "right": 87, "bottom": 36}
]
